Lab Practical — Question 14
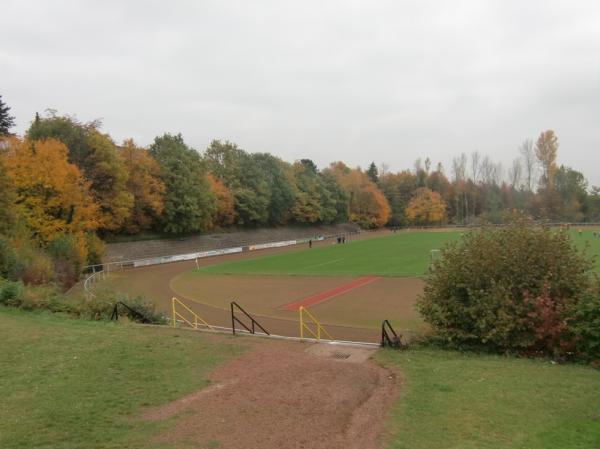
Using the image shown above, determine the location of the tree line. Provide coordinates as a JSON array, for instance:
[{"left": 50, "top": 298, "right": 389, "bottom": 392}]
[{"left": 1, "top": 95, "right": 600, "bottom": 286}]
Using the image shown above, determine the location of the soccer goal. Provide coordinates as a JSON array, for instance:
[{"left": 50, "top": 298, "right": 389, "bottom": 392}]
[{"left": 430, "top": 249, "right": 441, "bottom": 261}]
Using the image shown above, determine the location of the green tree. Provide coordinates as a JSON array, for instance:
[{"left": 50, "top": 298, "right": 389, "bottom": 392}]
[
  {"left": 149, "top": 134, "right": 216, "bottom": 233},
  {"left": 204, "top": 140, "right": 270, "bottom": 226},
  {"left": 554, "top": 165, "right": 587, "bottom": 222},
  {"left": 319, "top": 172, "right": 349, "bottom": 223},
  {"left": 253, "top": 153, "right": 295, "bottom": 225},
  {"left": 0, "top": 95, "right": 16, "bottom": 136},
  {"left": 27, "top": 112, "right": 97, "bottom": 167},
  {"left": 366, "top": 162, "right": 379, "bottom": 183}
]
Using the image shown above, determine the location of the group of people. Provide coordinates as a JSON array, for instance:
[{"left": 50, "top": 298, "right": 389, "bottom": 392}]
[
  {"left": 307, "top": 234, "right": 348, "bottom": 248},
  {"left": 577, "top": 229, "right": 600, "bottom": 238}
]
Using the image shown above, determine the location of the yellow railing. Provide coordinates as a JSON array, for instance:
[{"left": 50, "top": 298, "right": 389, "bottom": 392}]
[
  {"left": 299, "top": 306, "right": 333, "bottom": 341},
  {"left": 171, "top": 297, "right": 214, "bottom": 330}
]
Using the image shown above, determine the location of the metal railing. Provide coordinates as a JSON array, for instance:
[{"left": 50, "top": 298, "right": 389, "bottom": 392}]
[
  {"left": 381, "top": 320, "right": 406, "bottom": 349},
  {"left": 230, "top": 301, "right": 269, "bottom": 335},
  {"left": 171, "top": 297, "right": 215, "bottom": 330},
  {"left": 110, "top": 301, "right": 151, "bottom": 323},
  {"left": 83, "top": 267, "right": 105, "bottom": 300},
  {"left": 299, "top": 306, "right": 333, "bottom": 341}
]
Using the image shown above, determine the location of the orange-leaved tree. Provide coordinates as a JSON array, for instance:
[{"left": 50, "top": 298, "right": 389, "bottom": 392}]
[
  {"left": 405, "top": 187, "right": 446, "bottom": 225},
  {"left": 207, "top": 174, "right": 236, "bottom": 227},
  {"left": 119, "top": 139, "right": 165, "bottom": 233},
  {"left": 328, "top": 162, "right": 390, "bottom": 228},
  {"left": 1, "top": 137, "right": 99, "bottom": 242}
]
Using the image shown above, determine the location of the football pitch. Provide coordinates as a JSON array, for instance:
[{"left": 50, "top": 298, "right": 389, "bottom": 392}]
[
  {"left": 200, "top": 231, "right": 461, "bottom": 277},
  {"left": 199, "top": 228, "right": 600, "bottom": 277}
]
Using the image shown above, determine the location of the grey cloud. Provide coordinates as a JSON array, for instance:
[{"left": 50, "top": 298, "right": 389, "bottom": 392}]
[{"left": 2, "top": 0, "right": 599, "bottom": 183}]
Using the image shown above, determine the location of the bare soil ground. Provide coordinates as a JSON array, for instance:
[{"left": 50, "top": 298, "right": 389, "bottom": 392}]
[{"left": 141, "top": 338, "right": 398, "bottom": 449}]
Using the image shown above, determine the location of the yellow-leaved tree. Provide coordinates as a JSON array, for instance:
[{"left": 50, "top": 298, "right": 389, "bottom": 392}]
[
  {"left": 119, "top": 139, "right": 165, "bottom": 233},
  {"left": 405, "top": 187, "right": 446, "bottom": 225},
  {"left": 1, "top": 137, "right": 99, "bottom": 242}
]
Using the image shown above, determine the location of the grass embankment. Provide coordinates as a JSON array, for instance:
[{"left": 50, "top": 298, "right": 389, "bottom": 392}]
[
  {"left": 377, "top": 348, "right": 600, "bottom": 449},
  {"left": 1, "top": 310, "right": 599, "bottom": 448},
  {"left": 0, "top": 308, "right": 243, "bottom": 449},
  {"left": 198, "top": 229, "right": 600, "bottom": 277}
]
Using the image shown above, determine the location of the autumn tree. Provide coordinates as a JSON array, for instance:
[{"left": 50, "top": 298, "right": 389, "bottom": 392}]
[
  {"left": 1, "top": 138, "right": 99, "bottom": 242},
  {"left": 329, "top": 162, "right": 390, "bottom": 228},
  {"left": 290, "top": 161, "right": 323, "bottom": 223},
  {"left": 0, "top": 95, "right": 16, "bottom": 136},
  {"left": 85, "top": 130, "right": 134, "bottom": 231},
  {"left": 534, "top": 130, "right": 560, "bottom": 218},
  {"left": 118, "top": 139, "right": 165, "bottom": 233},
  {"left": 150, "top": 133, "right": 216, "bottom": 233},
  {"left": 378, "top": 171, "right": 417, "bottom": 226},
  {"left": 405, "top": 187, "right": 446, "bottom": 225},
  {"left": 535, "top": 130, "right": 558, "bottom": 190},
  {"left": 0, "top": 156, "right": 17, "bottom": 233},
  {"left": 27, "top": 112, "right": 133, "bottom": 232},
  {"left": 207, "top": 174, "right": 235, "bottom": 227}
]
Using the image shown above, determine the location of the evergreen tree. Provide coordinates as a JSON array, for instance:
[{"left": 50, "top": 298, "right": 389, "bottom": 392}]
[
  {"left": 0, "top": 95, "right": 16, "bottom": 135},
  {"left": 367, "top": 161, "right": 379, "bottom": 183}
]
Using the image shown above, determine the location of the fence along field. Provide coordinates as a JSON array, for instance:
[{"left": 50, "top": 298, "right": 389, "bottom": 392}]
[{"left": 101, "top": 227, "right": 600, "bottom": 343}]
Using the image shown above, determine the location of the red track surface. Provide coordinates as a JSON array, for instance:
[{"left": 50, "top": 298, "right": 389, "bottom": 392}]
[{"left": 281, "top": 276, "right": 381, "bottom": 311}]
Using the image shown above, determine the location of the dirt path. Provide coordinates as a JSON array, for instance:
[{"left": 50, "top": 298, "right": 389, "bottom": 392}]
[{"left": 142, "top": 339, "right": 398, "bottom": 449}]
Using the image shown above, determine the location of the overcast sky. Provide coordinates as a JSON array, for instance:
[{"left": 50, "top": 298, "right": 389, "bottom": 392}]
[{"left": 2, "top": 0, "right": 600, "bottom": 185}]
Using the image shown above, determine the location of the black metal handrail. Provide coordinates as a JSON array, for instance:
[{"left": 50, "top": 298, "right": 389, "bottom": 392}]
[
  {"left": 381, "top": 319, "right": 404, "bottom": 348},
  {"left": 110, "top": 301, "right": 151, "bottom": 324},
  {"left": 230, "top": 301, "right": 270, "bottom": 335}
]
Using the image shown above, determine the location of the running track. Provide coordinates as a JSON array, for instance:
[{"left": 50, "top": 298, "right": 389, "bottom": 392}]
[{"left": 281, "top": 276, "right": 381, "bottom": 311}]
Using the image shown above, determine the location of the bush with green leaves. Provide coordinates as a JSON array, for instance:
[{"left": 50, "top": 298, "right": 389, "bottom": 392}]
[
  {"left": 569, "top": 280, "right": 600, "bottom": 362},
  {"left": 418, "top": 218, "right": 594, "bottom": 358}
]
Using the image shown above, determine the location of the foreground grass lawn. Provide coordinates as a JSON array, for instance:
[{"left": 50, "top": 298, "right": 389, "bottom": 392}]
[
  {"left": 0, "top": 308, "right": 244, "bottom": 449},
  {"left": 377, "top": 347, "right": 600, "bottom": 449},
  {"left": 200, "top": 231, "right": 460, "bottom": 277}
]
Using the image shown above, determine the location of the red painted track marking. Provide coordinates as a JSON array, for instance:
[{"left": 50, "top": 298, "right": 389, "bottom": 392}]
[{"left": 281, "top": 276, "right": 381, "bottom": 311}]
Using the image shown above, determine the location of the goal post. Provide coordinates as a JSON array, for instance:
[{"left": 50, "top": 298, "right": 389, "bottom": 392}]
[{"left": 430, "top": 249, "right": 441, "bottom": 262}]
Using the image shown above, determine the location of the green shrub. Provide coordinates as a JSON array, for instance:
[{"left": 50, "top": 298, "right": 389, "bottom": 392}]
[
  {"left": 570, "top": 281, "right": 600, "bottom": 362},
  {"left": 0, "top": 279, "right": 23, "bottom": 306},
  {"left": 79, "top": 285, "right": 166, "bottom": 324},
  {"left": 85, "top": 232, "right": 105, "bottom": 266},
  {"left": 418, "top": 216, "right": 593, "bottom": 356},
  {"left": 47, "top": 233, "right": 88, "bottom": 289}
]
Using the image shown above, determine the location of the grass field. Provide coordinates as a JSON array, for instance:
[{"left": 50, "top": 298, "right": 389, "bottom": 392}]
[
  {"left": 200, "top": 231, "right": 461, "bottom": 277},
  {"left": 377, "top": 348, "right": 600, "bottom": 449},
  {"left": 199, "top": 229, "right": 600, "bottom": 277},
  {"left": 0, "top": 308, "right": 243, "bottom": 449},
  {"left": 2, "top": 309, "right": 599, "bottom": 449}
]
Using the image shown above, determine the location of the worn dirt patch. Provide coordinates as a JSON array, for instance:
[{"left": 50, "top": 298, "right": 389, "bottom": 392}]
[{"left": 145, "top": 339, "right": 398, "bottom": 449}]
